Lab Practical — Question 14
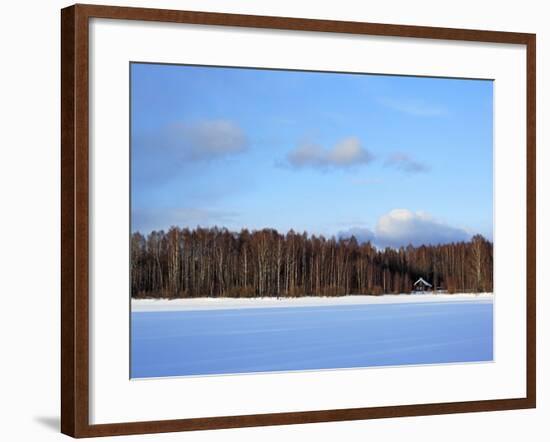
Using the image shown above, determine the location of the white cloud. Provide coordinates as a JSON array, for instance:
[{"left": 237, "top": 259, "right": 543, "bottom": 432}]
[
  {"left": 286, "top": 137, "right": 374, "bottom": 169},
  {"left": 379, "top": 97, "right": 447, "bottom": 117},
  {"left": 339, "top": 209, "right": 472, "bottom": 247},
  {"left": 385, "top": 152, "right": 430, "bottom": 173},
  {"left": 375, "top": 209, "right": 470, "bottom": 248}
]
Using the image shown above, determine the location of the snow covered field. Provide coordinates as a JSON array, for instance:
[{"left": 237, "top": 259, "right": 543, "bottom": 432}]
[
  {"left": 132, "top": 293, "right": 493, "bottom": 312},
  {"left": 131, "top": 294, "right": 493, "bottom": 378}
]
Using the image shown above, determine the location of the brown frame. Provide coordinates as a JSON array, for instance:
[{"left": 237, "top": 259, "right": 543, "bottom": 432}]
[{"left": 61, "top": 3, "right": 536, "bottom": 438}]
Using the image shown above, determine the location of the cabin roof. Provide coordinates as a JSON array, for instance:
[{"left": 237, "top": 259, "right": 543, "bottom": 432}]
[{"left": 413, "top": 277, "right": 432, "bottom": 287}]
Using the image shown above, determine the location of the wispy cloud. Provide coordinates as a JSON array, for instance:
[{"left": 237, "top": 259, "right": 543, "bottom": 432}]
[
  {"left": 350, "top": 177, "right": 383, "bottom": 185},
  {"left": 379, "top": 97, "right": 447, "bottom": 117},
  {"left": 132, "top": 207, "right": 240, "bottom": 233},
  {"left": 285, "top": 137, "right": 374, "bottom": 170},
  {"left": 270, "top": 116, "right": 297, "bottom": 126},
  {"left": 385, "top": 152, "right": 430, "bottom": 174},
  {"left": 166, "top": 119, "right": 248, "bottom": 160},
  {"left": 132, "top": 119, "right": 248, "bottom": 186}
]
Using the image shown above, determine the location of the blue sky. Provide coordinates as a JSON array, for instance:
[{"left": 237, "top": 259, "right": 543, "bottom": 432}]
[{"left": 131, "top": 63, "right": 493, "bottom": 248}]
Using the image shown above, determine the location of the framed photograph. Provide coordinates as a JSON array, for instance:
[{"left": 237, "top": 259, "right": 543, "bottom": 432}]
[{"left": 61, "top": 4, "right": 536, "bottom": 437}]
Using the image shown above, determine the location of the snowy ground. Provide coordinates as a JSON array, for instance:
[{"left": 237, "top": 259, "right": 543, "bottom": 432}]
[
  {"left": 131, "top": 294, "right": 493, "bottom": 378},
  {"left": 132, "top": 293, "right": 493, "bottom": 312}
]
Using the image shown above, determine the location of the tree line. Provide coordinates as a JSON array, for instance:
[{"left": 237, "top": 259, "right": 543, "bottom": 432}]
[{"left": 131, "top": 227, "right": 493, "bottom": 298}]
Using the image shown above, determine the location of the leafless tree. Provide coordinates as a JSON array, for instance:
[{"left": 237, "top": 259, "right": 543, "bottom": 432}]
[{"left": 131, "top": 227, "right": 493, "bottom": 298}]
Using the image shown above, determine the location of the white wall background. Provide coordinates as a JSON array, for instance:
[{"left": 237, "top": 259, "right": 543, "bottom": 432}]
[{"left": 0, "top": 0, "right": 546, "bottom": 440}]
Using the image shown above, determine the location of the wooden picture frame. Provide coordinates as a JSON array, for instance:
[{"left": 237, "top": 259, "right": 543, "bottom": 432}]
[{"left": 61, "top": 3, "right": 536, "bottom": 437}]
